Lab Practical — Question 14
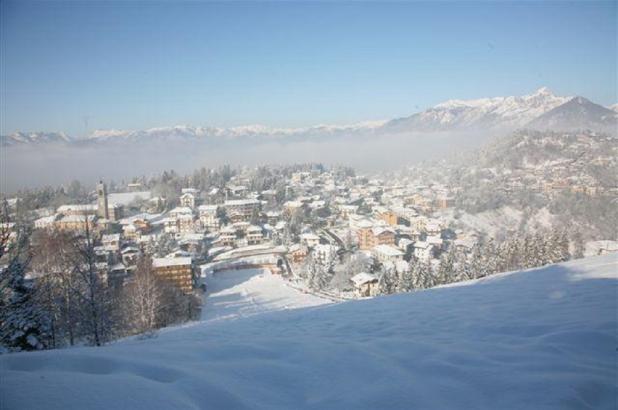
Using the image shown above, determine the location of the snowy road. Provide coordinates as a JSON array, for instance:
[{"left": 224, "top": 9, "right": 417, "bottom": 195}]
[{"left": 201, "top": 268, "right": 332, "bottom": 323}]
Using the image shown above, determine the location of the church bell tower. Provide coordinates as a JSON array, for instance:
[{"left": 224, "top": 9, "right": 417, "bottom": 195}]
[{"left": 97, "top": 181, "right": 109, "bottom": 219}]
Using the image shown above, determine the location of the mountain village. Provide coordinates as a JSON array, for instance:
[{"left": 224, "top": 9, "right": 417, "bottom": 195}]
[{"left": 1, "top": 128, "right": 614, "bottom": 310}]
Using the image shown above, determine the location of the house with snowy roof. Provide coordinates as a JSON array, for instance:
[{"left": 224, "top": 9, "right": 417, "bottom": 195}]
[{"left": 350, "top": 272, "right": 379, "bottom": 297}]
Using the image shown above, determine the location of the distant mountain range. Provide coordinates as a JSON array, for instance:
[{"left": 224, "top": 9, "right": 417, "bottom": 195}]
[
  {"left": 1, "top": 131, "right": 72, "bottom": 146},
  {"left": 2, "top": 88, "right": 616, "bottom": 147}
]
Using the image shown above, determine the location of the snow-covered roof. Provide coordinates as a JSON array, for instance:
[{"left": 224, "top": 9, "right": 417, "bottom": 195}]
[
  {"left": 34, "top": 215, "right": 57, "bottom": 225},
  {"left": 373, "top": 244, "right": 404, "bottom": 256},
  {"left": 350, "top": 272, "right": 378, "bottom": 286},
  {"left": 169, "top": 206, "right": 193, "bottom": 215},
  {"left": 427, "top": 235, "right": 443, "bottom": 245},
  {"left": 372, "top": 226, "right": 395, "bottom": 236},
  {"left": 57, "top": 204, "right": 97, "bottom": 212},
  {"left": 58, "top": 214, "right": 96, "bottom": 223},
  {"left": 118, "top": 212, "right": 162, "bottom": 225},
  {"left": 198, "top": 204, "right": 218, "bottom": 212},
  {"left": 152, "top": 257, "right": 192, "bottom": 268},
  {"left": 224, "top": 199, "right": 260, "bottom": 206},
  {"left": 414, "top": 241, "right": 433, "bottom": 250},
  {"left": 107, "top": 191, "right": 152, "bottom": 206}
]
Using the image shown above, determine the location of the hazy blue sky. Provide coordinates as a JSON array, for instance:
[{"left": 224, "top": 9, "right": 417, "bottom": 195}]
[{"left": 1, "top": 1, "right": 615, "bottom": 136}]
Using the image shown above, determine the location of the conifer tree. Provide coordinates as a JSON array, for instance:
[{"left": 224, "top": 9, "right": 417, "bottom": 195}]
[
  {"left": 0, "top": 208, "right": 50, "bottom": 351},
  {"left": 377, "top": 265, "right": 397, "bottom": 295}
]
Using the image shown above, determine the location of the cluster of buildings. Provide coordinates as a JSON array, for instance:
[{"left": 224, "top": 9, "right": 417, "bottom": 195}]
[{"left": 14, "top": 166, "right": 481, "bottom": 298}]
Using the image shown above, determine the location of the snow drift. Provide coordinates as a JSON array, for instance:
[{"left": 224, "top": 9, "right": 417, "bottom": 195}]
[{"left": 1, "top": 255, "right": 616, "bottom": 410}]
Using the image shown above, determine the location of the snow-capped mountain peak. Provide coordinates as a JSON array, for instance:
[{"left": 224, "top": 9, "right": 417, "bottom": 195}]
[
  {"left": 527, "top": 95, "right": 618, "bottom": 132},
  {"left": 531, "top": 86, "right": 553, "bottom": 96},
  {"left": 386, "top": 87, "right": 571, "bottom": 132}
]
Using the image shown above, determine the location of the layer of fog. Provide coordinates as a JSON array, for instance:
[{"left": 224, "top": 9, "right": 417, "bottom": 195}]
[{"left": 1, "top": 131, "right": 490, "bottom": 193}]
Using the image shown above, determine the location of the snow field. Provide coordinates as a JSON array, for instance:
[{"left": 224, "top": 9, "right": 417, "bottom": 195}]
[{"left": 1, "top": 255, "right": 616, "bottom": 410}]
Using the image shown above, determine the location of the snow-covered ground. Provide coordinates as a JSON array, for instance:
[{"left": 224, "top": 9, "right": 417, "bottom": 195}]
[
  {"left": 1, "top": 255, "right": 617, "bottom": 409},
  {"left": 200, "top": 268, "right": 332, "bottom": 323}
]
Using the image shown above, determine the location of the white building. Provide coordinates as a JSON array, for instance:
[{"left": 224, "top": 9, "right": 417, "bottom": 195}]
[
  {"left": 198, "top": 205, "right": 220, "bottom": 231},
  {"left": 224, "top": 199, "right": 261, "bottom": 222},
  {"left": 101, "top": 233, "right": 121, "bottom": 251},
  {"left": 180, "top": 193, "right": 196, "bottom": 209},
  {"left": 312, "top": 244, "right": 338, "bottom": 265},
  {"left": 373, "top": 244, "right": 404, "bottom": 264},
  {"left": 413, "top": 241, "right": 435, "bottom": 261},
  {"left": 246, "top": 225, "right": 264, "bottom": 245}
]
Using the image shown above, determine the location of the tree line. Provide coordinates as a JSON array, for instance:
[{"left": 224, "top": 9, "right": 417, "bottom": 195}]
[{"left": 377, "top": 228, "right": 581, "bottom": 296}]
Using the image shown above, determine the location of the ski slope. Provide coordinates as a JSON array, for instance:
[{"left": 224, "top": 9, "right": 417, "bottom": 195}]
[
  {"left": 200, "top": 268, "right": 332, "bottom": 323},
  {"left": 1, "top": 255, "right": 616, "bottom": 410}
]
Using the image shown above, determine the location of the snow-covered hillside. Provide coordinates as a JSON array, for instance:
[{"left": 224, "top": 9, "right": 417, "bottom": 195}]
[
  {"left": 437, "top": 206, "right": 555, "bottom": 237},
  {"left": 1, "top": 255, "right": 616, "bottom": 409}
]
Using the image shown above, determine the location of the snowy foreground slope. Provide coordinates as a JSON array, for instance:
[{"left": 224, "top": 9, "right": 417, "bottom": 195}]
[{"left": 1, "top": 255, "right": 617, "bottom": 410}]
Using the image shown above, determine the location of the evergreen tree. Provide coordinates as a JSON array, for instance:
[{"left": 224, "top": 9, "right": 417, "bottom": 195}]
[
  {"left": 377, "top": 264, "right": 397, "bottom": 295},
  {"left": 482, "top": 238, "right": 499, "bottom": 275},
  {"left": 534, "top": 231, "right": 551, "bottom": 267},
  {"left": 397, "top": 264, "right": 414, "bottom": 292},
  {"left": 454, "top": 253, "right": 472, "bottom": 282},
  {"left": 0, "top": 211, "right": 50, "bottom": 351},
  {"left": 557, "top": 229, "right": 571, "bottom": 262},
  {"left": 436, "top": 247, "right": 456, "bottom": 285},
  {"left": 411, "top": 260, "right": 434, "bottom": 289},
  {"left": 468, "top": 245, "right": 483, "bottom": 279}
]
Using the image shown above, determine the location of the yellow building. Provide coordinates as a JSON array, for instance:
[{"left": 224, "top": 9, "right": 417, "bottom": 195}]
[
  {"left": 152, "top": 257, "right": 194, "bottom": 294},
  {"left": 357, "top": 226, "right": 396, "bottom": 250},
  {"left": 378, "top": 210, "right": 399, "bottom": 226},
  {"left": 54, "top": 214, "right": 99, "bottom": 232}
]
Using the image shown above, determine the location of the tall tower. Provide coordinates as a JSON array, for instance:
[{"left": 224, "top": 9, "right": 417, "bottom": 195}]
[{"left": 97, "top": 181, "right": 109, "bottom": 219}]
